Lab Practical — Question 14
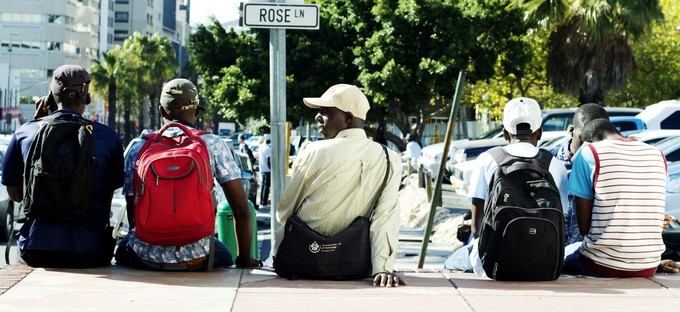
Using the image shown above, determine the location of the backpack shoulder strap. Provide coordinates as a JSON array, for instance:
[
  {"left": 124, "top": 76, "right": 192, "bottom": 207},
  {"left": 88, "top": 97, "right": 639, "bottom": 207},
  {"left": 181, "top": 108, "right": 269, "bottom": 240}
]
[
  {"left": 534, "top": 148, "right": 554, "bottom": 171},
  {"left": 487, "top": 146, "right": 513, "bottom": 167}
]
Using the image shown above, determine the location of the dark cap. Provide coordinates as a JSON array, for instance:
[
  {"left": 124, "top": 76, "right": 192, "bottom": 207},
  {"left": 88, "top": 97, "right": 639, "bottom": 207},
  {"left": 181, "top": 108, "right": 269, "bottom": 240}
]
[
  {"left": 160, "top": 78, "right": 200, "bottom": 110},
  {"left": 50, "top": 65, "right": 90, "bottom": 99}
]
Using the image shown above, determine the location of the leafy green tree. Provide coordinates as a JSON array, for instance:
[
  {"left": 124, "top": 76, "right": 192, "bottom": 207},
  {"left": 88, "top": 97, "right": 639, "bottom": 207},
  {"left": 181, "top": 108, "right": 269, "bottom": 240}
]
[
  {"left": 609, "top": 0, "right": 680, "bottom": 106},
  {"left": 350, "top": 0, "right": 532, "bottom": 142},
  {"left": 188, "top": 1, "right": 534, "bottom": 147},
  {"left": 510, "top": 0, "right": 664, "bottom": 104}
]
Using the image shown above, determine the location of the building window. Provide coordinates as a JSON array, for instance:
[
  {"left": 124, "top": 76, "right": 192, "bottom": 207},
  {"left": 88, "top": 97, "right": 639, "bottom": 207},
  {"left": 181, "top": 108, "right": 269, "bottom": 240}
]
[
  {"left": 114, "top": 30, "right": 129, "bottom": 41},
  {"left": 115, "top": 12, "right": 129, "bottom": 23},
  {"left": 116, "top": 0, "right": 129, "bottom": 3}
]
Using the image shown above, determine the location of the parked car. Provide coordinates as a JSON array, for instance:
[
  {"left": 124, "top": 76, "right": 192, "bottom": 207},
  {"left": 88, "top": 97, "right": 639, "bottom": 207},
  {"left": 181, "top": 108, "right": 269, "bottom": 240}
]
[
  {"left": 0, "top": 141, "right": 23, "bottom": 242},
  {"left": 417, "top": 125, "right": 504, "bottom": 181},
  {"left": 628, "top": 129, "right": 680, "bottom": 145},
  {"left": 541, "top": 107, "right": 643, "bottom": 132},
  {"left": 446, "top": 107, "right": 643, "bottom": 196},
  {"left": 667, "top": 162, "right": 680, "bottom": 219},
  {"left": 448, "top": 132, "right": 569, "bottom": 197},
  {"left": 652, "top": 135, "right": 680, "bottom": 164},
  {"left": 636, "top": 100, "right": 680, "bottom": 130},
  {"left": 610, "top": 116, "right": 647, "bottom": 136}
]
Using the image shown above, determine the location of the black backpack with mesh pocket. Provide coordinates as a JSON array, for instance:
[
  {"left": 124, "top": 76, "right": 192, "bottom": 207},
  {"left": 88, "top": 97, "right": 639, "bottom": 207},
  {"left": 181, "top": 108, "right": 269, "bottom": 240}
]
[
  {"left": 477, "top": 147, "right": 564, "bottom": 281},
  {"left": 22, "top": 113, "right": 96, "bottom": 223}
]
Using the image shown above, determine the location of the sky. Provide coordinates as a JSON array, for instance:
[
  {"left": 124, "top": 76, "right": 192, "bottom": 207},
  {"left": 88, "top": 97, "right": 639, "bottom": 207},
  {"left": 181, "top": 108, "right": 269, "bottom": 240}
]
[{"left": 189, "top": 0, "right": 241, "bottom": 26}]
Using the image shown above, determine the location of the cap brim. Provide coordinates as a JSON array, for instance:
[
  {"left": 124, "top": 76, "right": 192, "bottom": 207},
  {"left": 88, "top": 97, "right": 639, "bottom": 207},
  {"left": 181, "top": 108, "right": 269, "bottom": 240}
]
[{"left": 303, "top": 97, "right": 333, "bottom": 109}]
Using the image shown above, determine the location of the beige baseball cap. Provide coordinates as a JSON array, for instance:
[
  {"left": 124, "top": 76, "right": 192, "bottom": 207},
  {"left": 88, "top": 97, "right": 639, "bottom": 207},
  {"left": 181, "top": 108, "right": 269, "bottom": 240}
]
[{"left": 303, "top": 84, "right": 370, "bottom": 120}]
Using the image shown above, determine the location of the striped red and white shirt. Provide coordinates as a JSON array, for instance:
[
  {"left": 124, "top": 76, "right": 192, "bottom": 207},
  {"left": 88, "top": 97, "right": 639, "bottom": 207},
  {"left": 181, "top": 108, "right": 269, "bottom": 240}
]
[{"left": 569, "top": 138, "right": 667, "bottom": 273}]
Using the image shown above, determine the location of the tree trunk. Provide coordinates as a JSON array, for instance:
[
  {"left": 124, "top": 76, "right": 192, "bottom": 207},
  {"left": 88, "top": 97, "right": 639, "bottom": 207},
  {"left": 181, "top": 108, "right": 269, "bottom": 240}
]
[
  {"left": 124, "top": 106, "right": 133, "bottom": 146},
  {"left": 107, "top": 81, "right": 117, "bottom": 130},
  {"left": 148, "top": 93, "right": 158, "bottom": 130}
]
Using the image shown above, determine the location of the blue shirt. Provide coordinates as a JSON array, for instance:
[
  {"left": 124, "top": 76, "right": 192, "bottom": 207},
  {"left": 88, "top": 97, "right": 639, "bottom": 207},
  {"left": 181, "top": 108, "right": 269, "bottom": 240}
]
[
  {"left": 567, "top": 145, "right": 597, "bottom": 200},
  {"left": 2, "top": 110, "right": 125, "bottom": 253}
]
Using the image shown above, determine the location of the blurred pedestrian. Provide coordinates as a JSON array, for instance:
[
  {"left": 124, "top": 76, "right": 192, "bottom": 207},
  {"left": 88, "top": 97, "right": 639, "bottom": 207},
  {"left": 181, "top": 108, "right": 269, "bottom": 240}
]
[{"left": 258, "top": 134, "right": 272, "bottom": 208}]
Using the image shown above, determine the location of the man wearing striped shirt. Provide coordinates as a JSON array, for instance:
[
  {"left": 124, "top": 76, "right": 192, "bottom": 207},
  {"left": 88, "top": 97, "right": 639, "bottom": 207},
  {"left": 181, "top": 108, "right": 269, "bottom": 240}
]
[
  {"left": 274, "top": 84, "right": 405, "bottom": 287},
  {"left": 565, "top": 118, "right": 667, "bottom": 277}
]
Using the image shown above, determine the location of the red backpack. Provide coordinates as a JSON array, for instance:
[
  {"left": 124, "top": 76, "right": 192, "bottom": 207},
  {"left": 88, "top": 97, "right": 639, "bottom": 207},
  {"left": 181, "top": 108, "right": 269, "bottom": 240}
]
[{"left": 133, "top": 122, "right": 215, "bottom": 246}]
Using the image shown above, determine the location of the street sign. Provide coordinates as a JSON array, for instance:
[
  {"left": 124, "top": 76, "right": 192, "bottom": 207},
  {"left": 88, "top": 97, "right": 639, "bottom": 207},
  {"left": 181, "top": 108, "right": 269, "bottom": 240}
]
[{"left": 241, "top": 3, "right": 319, "bottom": 30}]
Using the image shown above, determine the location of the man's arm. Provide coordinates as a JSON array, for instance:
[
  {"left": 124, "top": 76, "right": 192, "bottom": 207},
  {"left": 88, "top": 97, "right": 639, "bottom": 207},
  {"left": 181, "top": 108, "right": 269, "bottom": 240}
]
[
  {"left": 470, "top": 198, "right": 485, "bottom": 238},
  {"left": 7, "top": 186, "right": 22, "bottom": 203},
  {"left": 220, "top": 179, "right": 262, "bottom": 267},
  {"left": 369, "top": 152, "right": 407, "bottom": 287},
  {"left": 574, "top": 196, "right": 594, "bottom": 235}
]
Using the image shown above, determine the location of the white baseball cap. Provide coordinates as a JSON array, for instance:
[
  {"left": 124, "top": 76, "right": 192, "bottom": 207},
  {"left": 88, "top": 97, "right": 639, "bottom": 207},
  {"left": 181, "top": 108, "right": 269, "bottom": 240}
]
[
  {"left": 502, "top": 97, "right": 542, "bottom": 135},
  {"left": 303, "top": 84, "right": 370, "bottom": 120}
]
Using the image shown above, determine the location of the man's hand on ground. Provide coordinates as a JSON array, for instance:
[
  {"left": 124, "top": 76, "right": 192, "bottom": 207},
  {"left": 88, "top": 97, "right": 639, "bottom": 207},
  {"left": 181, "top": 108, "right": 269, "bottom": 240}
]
[
  {"left": 373, "top": 272, "right": 407, "bottom": 288},
  {"left": 235, "top": 256, "right": 263, "bottom": 268},
  {"left": 658, "top": 259, "right": 680, "bottom": 273}
]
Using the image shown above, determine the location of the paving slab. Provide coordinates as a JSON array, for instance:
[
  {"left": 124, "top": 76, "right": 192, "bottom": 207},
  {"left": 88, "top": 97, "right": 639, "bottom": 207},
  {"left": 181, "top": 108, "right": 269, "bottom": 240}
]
[
  {"left": 0, "top": 265, "right": 242, "bottom": 312},
  {"left": 234, "top": 271, "right": 469, "bottom": 312},
  {"left": 444, "top": 271, "right": 680, "bottom": 312}
]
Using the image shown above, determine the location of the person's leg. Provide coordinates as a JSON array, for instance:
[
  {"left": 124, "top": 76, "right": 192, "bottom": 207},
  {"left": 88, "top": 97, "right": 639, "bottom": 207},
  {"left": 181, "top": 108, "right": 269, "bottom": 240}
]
[
  {"left": 261, "top": 172, "right": 271, "bottom": 207},
  {"left": 259, "top": 172, "right": 266, "bottom": 207},
  {"left": 208, "top": 239, "right": 233, "bottom": 269},
  {"left": 114, "top": 235, "right": 157, "bottom": 270},
  {"left": 562, "top": 248, "right": 601, "bottom": 277},
  {"left": 444, "top": 243, "right": 474, "bottom": 272}
]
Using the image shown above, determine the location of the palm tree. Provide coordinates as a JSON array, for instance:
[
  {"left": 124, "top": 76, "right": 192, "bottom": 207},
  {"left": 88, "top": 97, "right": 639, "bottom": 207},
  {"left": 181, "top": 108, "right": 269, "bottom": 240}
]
[
  {"left": 125, "top": 33, "right": 178, "bottom": 130},
  {"left": 510, "top": 0, "right": 663, "bottom": 104},
  {"left": 91, "top": 49, "right": 120, "bottom": 130}
]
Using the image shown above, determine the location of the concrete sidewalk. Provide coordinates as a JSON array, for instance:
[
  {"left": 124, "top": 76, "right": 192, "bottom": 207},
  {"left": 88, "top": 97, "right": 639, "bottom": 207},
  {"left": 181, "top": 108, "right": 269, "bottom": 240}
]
[{"left": 1, "top": 263, "right": 680, "bottom": 311}]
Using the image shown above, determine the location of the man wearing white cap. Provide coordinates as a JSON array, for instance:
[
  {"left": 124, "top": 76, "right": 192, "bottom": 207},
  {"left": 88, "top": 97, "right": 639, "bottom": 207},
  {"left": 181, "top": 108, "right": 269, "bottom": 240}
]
[
  {"left": 275, "top": 84, "right": 405, "bottom": 287},
  {"left": 444, "top": 97, "right": 568, "bottom": 277}
]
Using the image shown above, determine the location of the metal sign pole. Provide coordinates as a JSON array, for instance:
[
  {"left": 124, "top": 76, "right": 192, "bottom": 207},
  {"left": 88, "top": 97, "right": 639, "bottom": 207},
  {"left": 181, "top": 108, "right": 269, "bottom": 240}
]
[
  {"left": 417, "top": 71, "right": 466, "bottom": 268},
  {"left": 269, "top": 27, "right": 286, "bottom": 257}
]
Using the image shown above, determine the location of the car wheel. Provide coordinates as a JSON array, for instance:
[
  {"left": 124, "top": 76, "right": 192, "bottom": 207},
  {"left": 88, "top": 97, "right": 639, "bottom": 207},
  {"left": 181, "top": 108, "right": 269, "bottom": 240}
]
[{"left": 0, "top": 200, "right": 12, "bottom": 242}]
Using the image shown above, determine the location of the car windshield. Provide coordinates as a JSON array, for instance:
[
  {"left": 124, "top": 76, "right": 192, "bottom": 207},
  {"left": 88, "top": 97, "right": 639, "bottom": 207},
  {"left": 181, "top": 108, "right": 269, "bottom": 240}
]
[{"left": 473, "top": 125, "right": 503, "bottom": 140}]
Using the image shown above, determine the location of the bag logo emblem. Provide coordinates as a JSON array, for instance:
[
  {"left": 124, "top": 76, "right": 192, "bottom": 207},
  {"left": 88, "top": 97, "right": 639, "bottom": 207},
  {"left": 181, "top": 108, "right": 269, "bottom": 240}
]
[
  {"left": 529, "top": 228, "right": 537, "bottom": 235},
  {"left": 309, "top": 241, "right": 320, "bottom": 253},
  {"left": 503, "top": 194, "right": 509, "bottom": 202},
  {"left": 167, "top": 165, "right": 180, "bottom": 171}
]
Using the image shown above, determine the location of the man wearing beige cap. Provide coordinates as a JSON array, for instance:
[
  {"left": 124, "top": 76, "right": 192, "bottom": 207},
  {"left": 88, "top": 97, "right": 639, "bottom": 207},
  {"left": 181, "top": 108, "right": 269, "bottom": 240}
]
[{"left": 275, "top": 84, "right": 405, "bottom": 287}]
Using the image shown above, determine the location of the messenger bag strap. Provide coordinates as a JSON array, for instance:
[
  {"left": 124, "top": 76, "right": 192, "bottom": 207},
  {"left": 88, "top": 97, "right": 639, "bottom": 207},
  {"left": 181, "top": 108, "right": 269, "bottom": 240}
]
[{"left": 367, "top": 145, "right": 391, "bottom": 221}]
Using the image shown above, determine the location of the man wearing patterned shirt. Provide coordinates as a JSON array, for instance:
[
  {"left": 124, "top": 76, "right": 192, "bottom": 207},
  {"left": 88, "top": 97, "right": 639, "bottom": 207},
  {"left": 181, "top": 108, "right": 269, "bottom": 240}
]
[
  {"left": 275, "top": 84, "right": 405, "bottom": 287},
  {"left": 114, "top": 79, "right": 262, "bottom": 270}
]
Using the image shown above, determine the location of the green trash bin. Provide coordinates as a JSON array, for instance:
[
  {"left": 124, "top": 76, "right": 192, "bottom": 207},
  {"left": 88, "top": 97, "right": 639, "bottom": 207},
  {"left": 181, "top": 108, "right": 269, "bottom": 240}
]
[{"left": 216, "top": 200, "right": 259, "bottom": 262}]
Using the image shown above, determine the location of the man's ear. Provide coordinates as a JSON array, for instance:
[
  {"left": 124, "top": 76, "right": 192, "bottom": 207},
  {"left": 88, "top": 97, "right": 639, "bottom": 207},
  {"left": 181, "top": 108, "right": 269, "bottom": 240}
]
[
  {"left": 84, "top": 93, "right": 91, "bottom": 105},
  {"left": 345, "top": 112, "right": 354, "bottom": 124},
  {"left": 159, "top": 105, "right": 171, "bottom": 119}
]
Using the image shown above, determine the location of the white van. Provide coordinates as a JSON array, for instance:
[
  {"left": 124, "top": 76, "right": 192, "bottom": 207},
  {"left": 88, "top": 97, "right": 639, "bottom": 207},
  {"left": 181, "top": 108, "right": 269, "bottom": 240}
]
[{"left": 637, "top": 100, "right": 680, "bottom": 130}]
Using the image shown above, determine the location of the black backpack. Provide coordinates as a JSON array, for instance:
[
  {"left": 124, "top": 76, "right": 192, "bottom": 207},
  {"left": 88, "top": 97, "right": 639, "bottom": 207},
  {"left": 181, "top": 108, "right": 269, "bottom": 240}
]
[
  {"left": 22, "top": 114, "right": 96, "bottom": 223},
  {"left": 477, "top": 147, "right": 564, "bottom": 281}
]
